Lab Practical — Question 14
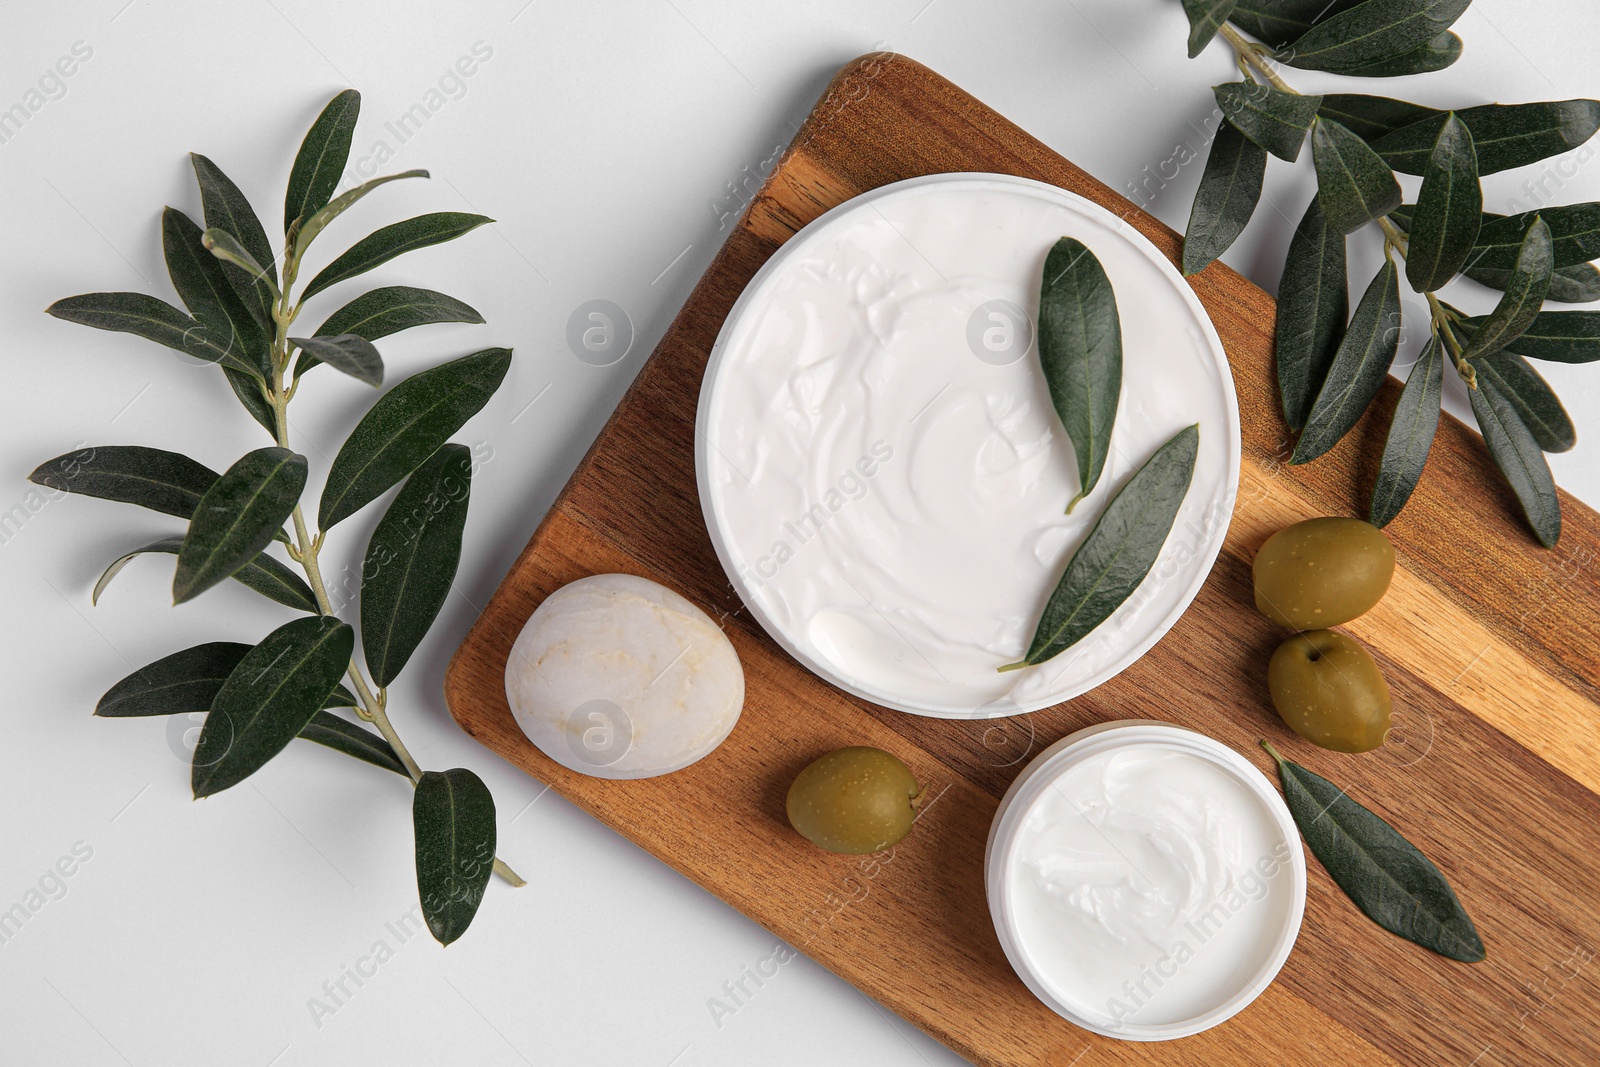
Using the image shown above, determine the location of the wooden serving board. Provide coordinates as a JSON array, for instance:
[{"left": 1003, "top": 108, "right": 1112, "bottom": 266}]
[{"left": 445, "top": 54, "right": 1600, "bottom": 1066}]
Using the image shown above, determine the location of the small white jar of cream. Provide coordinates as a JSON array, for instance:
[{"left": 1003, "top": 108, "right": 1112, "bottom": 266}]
[{"left": 986, "top": 721, "right": 1305, "bottom": 1040}]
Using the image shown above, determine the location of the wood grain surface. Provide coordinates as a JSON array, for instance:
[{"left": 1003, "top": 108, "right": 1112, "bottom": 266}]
[{"left": 445, "top": 53, "right": 1600, "bottom": 1066}]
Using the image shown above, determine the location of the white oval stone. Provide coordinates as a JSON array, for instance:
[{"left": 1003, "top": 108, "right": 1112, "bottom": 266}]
[{"left": 504, "top": 573, "right": 744, "bottom": 779}]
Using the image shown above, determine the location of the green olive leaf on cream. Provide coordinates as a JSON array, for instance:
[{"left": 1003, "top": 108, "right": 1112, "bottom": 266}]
[
  {"left": 1261, "top": 741, "right": 1486, "bottom": 962},
  {"left": 1037, "top": 237, "right": 1123, "bottom": 513},
  {"left": 1001, "top": 425, "right": 1198, "bottom": 672}
]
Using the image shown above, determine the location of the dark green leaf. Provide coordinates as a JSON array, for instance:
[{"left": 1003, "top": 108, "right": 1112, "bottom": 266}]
[
  {"left": 1371, "top": 335, "right": 1443, "bottom": 527},
  {"left": 163, "top": 208, "right": 270, "bottom": 376},
  {"left": 1293, "top": 260, "right": 1402, "bottom": 463},
  {"left": 1311, "top": 117, "right": 1403, "bottom": 235},
  {"left": 1373, "top": 100, "right": 1600, "bottom": 176},
  {"left": 1214, "top": 81, "right": 1323, "bottom": 161},
  {"left": 1001, "top": 426, "right": 1198, "bottom": 670},
  {"left": 1281, "top": 0, "right": 1471, "bottom": 74},
  {"left": 300, "top": 213, "right": 493, "bottom": 301},
  {"left": 319, "top": 347, "right": 511, "bottom": 529},
  {"left": 362, "top": 445, "right": 472, "bottom": 686},
  {"left": 1317, "top": 94, "right": 1440, "bottom": 142},
  {"left": 413, "top": 768, "right": 498, "bottom": 945},
  {"left": 1469, "top": 262, "right": 1600, "bottom": 304},
  {"left": 92, "top": 536, "right": 317, "bottom": 612},
  {"left": 1183, "top": 120, "right": 1268, "bottom": 274},
  {"left": 1406, "top": 114, "right": 1481, "bottom": 293},
  {"left": 1262, "top": 742, "right": 1485, "bottom": 961},
  {"left": 292, "top": 169, "right": 429, "bottom": 257},
  {"left": 1466, "top": 203, "right": 1600, "bottom": 272},
  {"left": 174, "top": 447, "right": 307, "bottom": 604},
  {"left": 97, "top": 642, "right": 250, "bottom": 717},
  {"left": 1472, "top": 352, "right": 1575, "bottom": 452},
  {"left": 1482, "top": 311, "right": 1600, "bottom": 362},
  {"left": 313, "top": 285, "right": 484, "bottom": 342},
  {"left": 288, "top": 334, "right": 383, "bottom": 386},
  {"left": 224, "top": 367, "right": 279, "bottom": 434},
  {"left": 201, "top": 228, "right": 280, "bottom": 309},
  {"left": 1336, "top": 31, "right": 1461, "bottom": 77},
  {"left": 284, "top": 89, "right": 360, "bottom": 233},
  {"left": 193, "top": 616, "right": 354, "bottom": 797},
  {"left": 1038, "top": 238, "right": 1122, "bottom": 511},
  {"left": 46, "top": 292, "right": 263, "bottom": 378},
  {"left": 1182, "top": 0, "right": 1238, "bottom": 57},
  {"left": 298, "top": 711, "right": 406, "bottom": 775},
  {"left": 97, "top": 641, "right": 354, "bottom": 717},
  {"left": 298, "top": 285, "right": 484, "bottom": 377},
  {"left": 1470, "top": 369, "right": 1562, "bottom": 546},
  {"left": 1228, "top": 0, "right": 1362, "bottom": 48},
  {"left": 28, "top": 445, "right": 218, "bottom": 519},
  {"left": 1460, "top": 217, "right": 1553, "bottom": 361},
  {"left": 1389, "top": 205, "right": 1600, "bottom": 301},
  {"left": 1277, "top": 196, "right": 1349, "bottom": 431},
  {"left": 190, "top": 152, "right": 278, "bottom": 326}
]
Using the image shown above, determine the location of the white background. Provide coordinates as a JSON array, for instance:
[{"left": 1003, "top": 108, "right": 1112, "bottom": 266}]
[{"left": 3, "top": 2, "right": 1598, "bottom": 1065}]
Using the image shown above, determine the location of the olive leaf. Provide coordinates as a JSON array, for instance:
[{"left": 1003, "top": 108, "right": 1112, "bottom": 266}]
[
  {"left": 288, "top": 334, "right": 383, "bottom": 386},
  {"left": 300, "top": 212, "right": 493, "bottom": 301},
  {"left": 1317, "top": 94, "right": 1440, "bottom": 142},
  {"left": 361, "top": 445, "right": 471, "bottom": 687},
  {"left": 1404, "top": 114, "right": 1481, "bottom": 293},
  {"left": 201, "top": 228, "right": 281, "bottom": 306},
  {"left": 1337, "top": 31, "right": 1461, "bottom": 77},
  {"left": 190, "top": 152, "right": 278, "bottom": 327},
  {"left": 414, "top": 768, "right": 498, "bottom": 946},
  {"left": 1227, "top": 0, "right": 1362, "bottom": 48},
  {"left": 47, "top": 292, "right": 264, "bottom": 378},
  {"left": 192, "top": 616, "right": 354, "bottom": 797},
  {"left": 1037, "top": 238, "right": 1122, "bottom": 512},
  {"left": 1372, "top": 99, "right": 1600, "bottom": 176},
  {"left": 1181, "top": 0, "right": 1238, "bottom": 57},
  {"left": 1293, "top": 260, "right": 1402, "bottom": 464},
  {"left": 1470, "top": 263, "right": 1600, "bottom": 305},
  {"left": 1183, "top": 120, "right": 1267, "bottom": 275},
  {"left": 225, "top": 368, "right": 279, "bottom": 434},
  {"left": 1280, "top": 0, "right": 1471, "bottom": 74},
  {"left": 1000, "top": 425, "right": 1198, "bottom": 671},
  {"left": 174, "top": 447, "right": 308, "bottom": 604},
  {"left": 297, "top": 286, "right": 484, "bottom": 377},
  {"left": 1214, "top": 81, "right": 1323, "bottom": 162},
  {"left": 1471, "top": 368, "right": 1562, "bottom": 546},
  {"left": 94, "top": 536, "right": 317, "bottom": 612},
  {"left": 1261, "top": 742, "right": 1485, "bottom": 962},
  {"left": 163, "top": 208, "right": 270, "bottom": 376},
  {"left": 314, "top": 285, "right": 484, "bottom": 342},
  {"left": 1466, "top": 203, "right": 1600, "bottom": 272},
  {"left": 319, "top": 347, "right": 510, "bottom": 529},
  {"left": 1459, "top": 217, "right": 1553, "bottom": 361},
  {"left": 28, "top": 445, "right": 218, "bottom": 520},
  {"left": 299, "top": 711, "right": 406, "bottom": 776},
  {"left": 1388, "top": 205, "right": 1600, "bottom": 302},
  {"left": 97, "top": 641, "right": 355, "bottom": 717},
  {"left": 1277, "top": 196, "right": 1349, "bottom": 432},
  {"left": 1311, "top": 117, "right": 1403, "bottom": 235},
  {"left": 292, "top": 169, "right": 429, "bottom": 257},
  {"left": 284, "top": 89, "right": 360, "bottom": 233},
  {"left": 1371, "top": 335, "right": 1443, "bottom": 527},
  {"left": 1481, "top": 311, "right": 1600, "bottom": 362},
  {"left": 1472, "top": 352, "right": 1575, "bottom": 453}
]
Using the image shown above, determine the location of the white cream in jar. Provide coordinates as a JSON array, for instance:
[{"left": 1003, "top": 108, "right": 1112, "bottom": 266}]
[
  {"left": 987, "top": 722, "right": 1305, "bottom": 1040},
  {"left": 696, "top": 175, "right": 1239, "bottom": 717}
]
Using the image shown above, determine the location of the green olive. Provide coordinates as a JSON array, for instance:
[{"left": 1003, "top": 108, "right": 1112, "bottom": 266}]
[
  {"left": 1268, "top": 630, "right": 1392, "bottom": 753},
  {"left": 1253, "top": 517, "right": 1395, "bottom": 630},
  {"left": 786, "top": 746, "right": 922, "bottom": 854}
]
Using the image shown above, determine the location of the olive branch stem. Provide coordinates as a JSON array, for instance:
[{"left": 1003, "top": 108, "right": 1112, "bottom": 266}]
[{"left": 262, "top": 235, "right": 525, "bottom": 889}]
